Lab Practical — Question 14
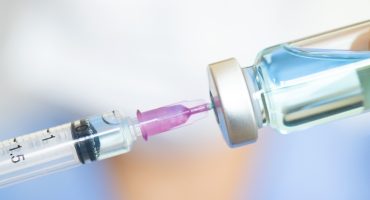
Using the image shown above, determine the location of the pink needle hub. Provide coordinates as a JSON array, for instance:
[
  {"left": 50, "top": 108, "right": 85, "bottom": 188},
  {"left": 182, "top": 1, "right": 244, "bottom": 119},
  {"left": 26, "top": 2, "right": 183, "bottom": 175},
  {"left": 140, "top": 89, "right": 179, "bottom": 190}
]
[{"left": 137, "top": 100, "right": 212, "bottom": 140}]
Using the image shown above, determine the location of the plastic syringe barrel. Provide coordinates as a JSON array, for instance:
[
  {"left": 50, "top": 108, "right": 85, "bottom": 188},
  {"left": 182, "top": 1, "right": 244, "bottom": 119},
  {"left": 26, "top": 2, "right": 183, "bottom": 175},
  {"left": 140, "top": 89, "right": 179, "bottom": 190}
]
[
  {"left": 0, "top": 100, "right": 211, "bottom": 188},
  {"left": 0, "top": 111, "right": 137, "bottom": 188}
]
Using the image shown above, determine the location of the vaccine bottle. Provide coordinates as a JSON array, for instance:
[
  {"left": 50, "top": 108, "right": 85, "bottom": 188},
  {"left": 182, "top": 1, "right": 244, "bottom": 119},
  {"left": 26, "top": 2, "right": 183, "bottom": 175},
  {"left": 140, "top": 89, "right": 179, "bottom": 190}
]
[{"left": 208, "top": 20, "right": 370, "bottom": 147}]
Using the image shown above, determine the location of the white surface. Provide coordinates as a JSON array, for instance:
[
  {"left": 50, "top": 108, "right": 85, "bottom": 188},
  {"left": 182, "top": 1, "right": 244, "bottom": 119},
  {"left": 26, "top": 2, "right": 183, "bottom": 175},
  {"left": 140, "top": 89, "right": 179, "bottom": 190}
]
[{"left": 0, "top": 0, "right": 369, "bottom": 150}]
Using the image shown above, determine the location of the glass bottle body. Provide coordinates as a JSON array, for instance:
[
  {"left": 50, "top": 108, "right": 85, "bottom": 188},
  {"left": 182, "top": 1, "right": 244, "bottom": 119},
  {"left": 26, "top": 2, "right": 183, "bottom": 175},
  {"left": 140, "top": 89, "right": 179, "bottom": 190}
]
[{"left": 251, "top": 20, "right": 370, "bottom": 133}]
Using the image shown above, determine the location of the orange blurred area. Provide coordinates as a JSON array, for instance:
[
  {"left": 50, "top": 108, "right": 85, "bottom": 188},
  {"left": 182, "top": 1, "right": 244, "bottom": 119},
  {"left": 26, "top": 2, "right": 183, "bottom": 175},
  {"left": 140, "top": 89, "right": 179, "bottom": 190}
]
[{"left": 108, "top": 138, "right": 255, "bottom": 200}]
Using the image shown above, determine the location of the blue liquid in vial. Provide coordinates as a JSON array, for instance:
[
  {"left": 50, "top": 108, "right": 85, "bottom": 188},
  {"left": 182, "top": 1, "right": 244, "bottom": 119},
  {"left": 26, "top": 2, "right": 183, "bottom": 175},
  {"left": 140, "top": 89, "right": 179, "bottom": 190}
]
[{"left": 255, "top": 45, "right": 370, "bottom": 132}]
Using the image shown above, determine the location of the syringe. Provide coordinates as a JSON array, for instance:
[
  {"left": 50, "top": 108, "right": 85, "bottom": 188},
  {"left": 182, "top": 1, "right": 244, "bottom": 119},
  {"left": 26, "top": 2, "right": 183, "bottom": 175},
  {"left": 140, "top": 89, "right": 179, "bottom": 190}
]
[{"left": 0, "top": 100, "right": 212, "bottom": 188}]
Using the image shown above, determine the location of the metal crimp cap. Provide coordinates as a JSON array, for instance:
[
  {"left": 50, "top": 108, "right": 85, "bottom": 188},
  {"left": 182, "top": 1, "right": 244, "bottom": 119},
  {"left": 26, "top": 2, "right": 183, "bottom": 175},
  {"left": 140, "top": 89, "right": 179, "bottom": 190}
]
[{"left": 208, "top": 58, "right": 258, "bottom": 147}]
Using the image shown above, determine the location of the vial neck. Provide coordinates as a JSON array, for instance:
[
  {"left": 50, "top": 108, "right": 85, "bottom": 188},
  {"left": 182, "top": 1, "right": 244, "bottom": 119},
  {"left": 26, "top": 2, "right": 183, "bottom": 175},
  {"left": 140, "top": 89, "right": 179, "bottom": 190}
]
[{"left": 242, "top": 66, "right": 268, "bottom": 127}]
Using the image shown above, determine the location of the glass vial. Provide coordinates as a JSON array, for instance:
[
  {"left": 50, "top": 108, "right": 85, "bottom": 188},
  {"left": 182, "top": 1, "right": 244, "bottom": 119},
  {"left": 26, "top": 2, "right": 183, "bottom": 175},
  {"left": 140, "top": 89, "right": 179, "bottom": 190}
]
[{"left": 208, "top": 20, "right": 370, "bottom": 147}]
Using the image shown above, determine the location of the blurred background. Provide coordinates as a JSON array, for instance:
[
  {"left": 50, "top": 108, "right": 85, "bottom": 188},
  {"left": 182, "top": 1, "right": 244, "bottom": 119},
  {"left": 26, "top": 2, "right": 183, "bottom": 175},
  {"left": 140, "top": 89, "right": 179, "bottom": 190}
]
[{"left": 0, "top": 0, "right": 370, "bottom": 200}]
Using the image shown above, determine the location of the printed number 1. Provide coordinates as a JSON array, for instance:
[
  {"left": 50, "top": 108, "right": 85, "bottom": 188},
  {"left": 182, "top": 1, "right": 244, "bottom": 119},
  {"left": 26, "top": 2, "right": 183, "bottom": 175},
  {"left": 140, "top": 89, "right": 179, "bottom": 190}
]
[{"left": 42, "top": 129, "right": 55, "bottom": 141}]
